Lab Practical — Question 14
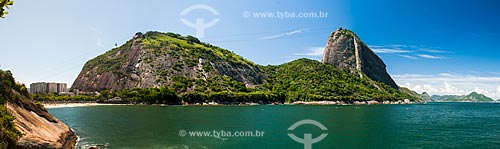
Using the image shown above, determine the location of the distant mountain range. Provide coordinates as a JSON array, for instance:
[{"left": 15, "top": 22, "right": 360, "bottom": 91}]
[{"left": 431, "top": 92, "right": 494, "bottom": 102}]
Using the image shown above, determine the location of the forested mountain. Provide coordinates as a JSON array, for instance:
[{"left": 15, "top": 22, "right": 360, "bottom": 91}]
[{"left": 70, "top": 30, "right": 423, "bottom": 103}]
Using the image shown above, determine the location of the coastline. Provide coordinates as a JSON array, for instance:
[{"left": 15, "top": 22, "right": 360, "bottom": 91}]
[
  {"left": 288, "top": 99, "right": 417, "bottom": 105},
  {"left": 43, "top": 103, "right": 131, "bottom": 109},
  {"left": 42, "top": 99, "right": 420, "bottom": 108}
]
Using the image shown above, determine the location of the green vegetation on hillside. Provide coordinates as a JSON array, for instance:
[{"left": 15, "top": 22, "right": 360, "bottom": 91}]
[
  {"left": 262, "top": 58, "right": 414, "bottom": 102},
  {"left": 40, "top": 58, "right": 420, "bottom": 104},
  {"left": 64, "top": 31, "right": 423, "bottom": 104},
  {"left": 0, "top": 70, "right": 23, "bottom": 148},
  {"left": 83, "top": 39, "right": 133, "bottom": 74},
  {"left": 140, "top": 31, "right": 255, "bottom": 67},
  {"left": 338, "top": 29, "right": 357, "bottom": 38},
  {"left": 76, "top": 31, "right": 264, "bottom": 91},
  {"left": 33, "top": 93, "right": 96, "bottom": 102}
]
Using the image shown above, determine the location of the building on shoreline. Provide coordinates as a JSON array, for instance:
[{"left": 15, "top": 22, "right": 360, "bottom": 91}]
[{"left": 30, "top": 82, "right": 67, "bottom": 94}]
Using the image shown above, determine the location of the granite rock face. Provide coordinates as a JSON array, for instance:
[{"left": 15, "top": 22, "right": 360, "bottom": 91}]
[
  {"left": 5, "top": 92, "right": 76, "bottom": 148},
  {"left": 71, "top": 32, "right": 265, "bottom": 92},
  {"left": 322, "top": 28, "right": 398, "bottom": 89},
  {"left": 0, "top": 69, "right": 76, "bottom": 148}
]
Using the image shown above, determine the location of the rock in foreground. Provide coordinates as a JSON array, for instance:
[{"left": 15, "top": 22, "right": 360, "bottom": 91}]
[
  {"left": 0, "top": 70, "right": 76, "bottom": 148},
  {"left": 6, "top": 102, "right": 76, "bottom": 149}
]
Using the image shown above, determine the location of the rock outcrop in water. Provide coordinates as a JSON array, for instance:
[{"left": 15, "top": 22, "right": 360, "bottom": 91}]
[
  {"left": 322, "top": 28, "right": 398, "bottom": 89},
  {"left": 6, "top": 102, "right": 76, "bottom": 149}
]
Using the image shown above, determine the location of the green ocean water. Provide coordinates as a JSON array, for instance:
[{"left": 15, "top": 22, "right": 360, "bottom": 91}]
[{"left": 47, "top": 102, "right": 500, "bottom": 149}]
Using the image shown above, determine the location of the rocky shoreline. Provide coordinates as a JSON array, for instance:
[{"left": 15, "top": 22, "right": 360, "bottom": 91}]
[
  {"left": 183, "top": 98, "right": 419, "bottom": 106},
  {"left": 289, "top": 99, "right": 416, "bottom": 105},
  {"left": 6, "top": 102, "right": 77, "bottom": 148}
]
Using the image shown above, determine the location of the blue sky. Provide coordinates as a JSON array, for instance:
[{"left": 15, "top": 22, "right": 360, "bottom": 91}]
[{"left": 1, "top": 0, "right": 500, "bottom": 98}]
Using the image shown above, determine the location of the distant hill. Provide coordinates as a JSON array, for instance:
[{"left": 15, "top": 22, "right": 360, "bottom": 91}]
[{"left": 431, "top": 92, "right": 494, "bottom": 102}]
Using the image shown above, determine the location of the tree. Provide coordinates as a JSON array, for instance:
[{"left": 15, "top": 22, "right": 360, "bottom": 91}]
[
  {"left": 0, "top": 0, "right": 13, "bottom": 18},
  {"left": 185, "top": 35, "right": 200, "bottom": 44}
]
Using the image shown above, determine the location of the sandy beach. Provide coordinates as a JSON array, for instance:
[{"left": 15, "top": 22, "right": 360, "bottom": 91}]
[{"left": 43, "top": 103, "right": 129, "bottom": 109}]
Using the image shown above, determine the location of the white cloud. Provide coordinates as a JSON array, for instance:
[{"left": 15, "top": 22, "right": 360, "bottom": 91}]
[
  {"left": 417, "top": 54, "right": 444, "bottom": 59},
  {"left": 368, "top": 45, "right": 410, "bottom": 54},
  {"left": 474, "top": 87, "right": 493, "bottom": 97},
  {"left": 411, "top": 84, "right": 439, "bottom": 93},
  {"left": 441, "top": 82, "right": 466, "bottom": 94},
  {"left": 419, "top": 48, "right": 449, "bottom": 53},
  {"left": 294, "top": 47, "right": 324, "bottom": 57},
  {"left": 438, "top": 73, "right": 456, "bottom": 77},
  {"left": 260, "top": 29, "right": 303, "bottom": 40},
  {"left": 394, "top": 73, "right": 500, "bottom": 99},
  {"left": 371, "top": 48, "right": 410, "bottom": 54},
  {"left": 369, "top": 44, "right": 450, "bottom": 60},
  {"left": 399, "top": 54, "right": 418, "bottom": 59}
]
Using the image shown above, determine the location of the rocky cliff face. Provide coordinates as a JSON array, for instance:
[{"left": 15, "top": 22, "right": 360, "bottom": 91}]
[
  {"left": 69, "top": 31, "right": 424, "bottom": 101},
  {"left": 0, "top": 70, "right": 76, "bottom": 148},
  {"left": 72, "top": 32, "right": 265, "bottom": 92},
  {"left": 322, "top": 28, "right": 398, "bottom": 89},
  {"left": 6, "top": 102, "right": 76, "bottom": 149}
]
